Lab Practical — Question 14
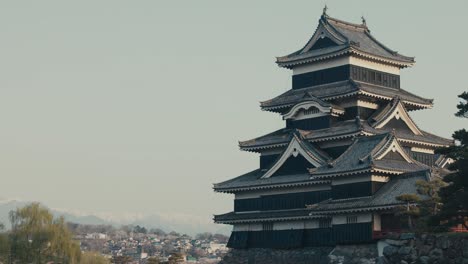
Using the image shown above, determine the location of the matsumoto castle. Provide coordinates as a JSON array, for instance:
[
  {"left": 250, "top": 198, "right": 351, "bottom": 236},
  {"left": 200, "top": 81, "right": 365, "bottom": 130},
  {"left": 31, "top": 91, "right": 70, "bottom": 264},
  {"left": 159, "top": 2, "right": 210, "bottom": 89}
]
[{"left": 213, "top": 10, "right": 452, "bottom": 249}]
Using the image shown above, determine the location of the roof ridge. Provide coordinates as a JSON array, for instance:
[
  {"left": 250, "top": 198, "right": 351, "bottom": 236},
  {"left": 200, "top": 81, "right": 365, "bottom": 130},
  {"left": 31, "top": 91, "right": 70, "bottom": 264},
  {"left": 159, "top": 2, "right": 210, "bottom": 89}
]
[{"left": 323, "top": 15, "right": 368, "bottom": 31}]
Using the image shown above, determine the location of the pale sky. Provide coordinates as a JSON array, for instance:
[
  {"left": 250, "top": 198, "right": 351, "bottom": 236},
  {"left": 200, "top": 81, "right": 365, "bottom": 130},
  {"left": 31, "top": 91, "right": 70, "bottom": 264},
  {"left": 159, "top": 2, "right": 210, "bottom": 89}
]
[{"left": 0, "top": 1, "right": 466, "bottom": 225}]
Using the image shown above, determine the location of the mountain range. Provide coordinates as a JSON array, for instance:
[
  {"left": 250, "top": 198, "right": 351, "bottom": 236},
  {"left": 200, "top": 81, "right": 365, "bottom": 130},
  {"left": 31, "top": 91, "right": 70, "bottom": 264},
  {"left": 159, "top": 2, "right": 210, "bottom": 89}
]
[{"left": 0, "top": 199, "right": 229, "bottom": 236}]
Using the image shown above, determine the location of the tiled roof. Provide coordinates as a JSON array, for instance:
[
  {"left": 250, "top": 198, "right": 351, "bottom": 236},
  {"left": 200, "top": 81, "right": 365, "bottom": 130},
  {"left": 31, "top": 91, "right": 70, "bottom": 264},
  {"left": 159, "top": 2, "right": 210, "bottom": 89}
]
[
  {"left": 260, "top": 80, "right": 433, "bottom": 112},
  {"left": 214, "top": 170, "right": 430, "bottom": 223},
  {"left": 260, "top": 81, "right": 357, "bottom": 111},
  {"left": 276, "top": 15, "right": 414, "bottom": 68},
  {"left": 362, "top": 123, "right": 453, "bottom": 147},
  {"left": 214, "top": 209, "right": 319, "bottom": 224},
  {"left": 238, "top": 119, "right": 451, "bottom": 152},
  {"left": 239, "top": 122, "right": 360, "bottom": 151},
  {"left": 308, "top": 170, "right": 430, "bottom": 214},
  {"left": 310, "top": 133, "right": 429, "bottom": 178},
  {"left": 292, "top": 131, "right": 331, "bottom": 164},
  {"left": 213, "top": 169, "right": 329, "bottom": 193}
]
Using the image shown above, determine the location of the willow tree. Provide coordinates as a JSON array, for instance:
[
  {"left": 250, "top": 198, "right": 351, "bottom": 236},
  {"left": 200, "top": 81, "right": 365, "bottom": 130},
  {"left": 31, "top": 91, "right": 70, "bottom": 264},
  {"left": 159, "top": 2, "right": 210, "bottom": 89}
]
[
  {"left": 9, "top": 202, "right": 81, "bottom": 263},
  {"left": 0, "top": 222, "right": 9, "bottom": 263}
]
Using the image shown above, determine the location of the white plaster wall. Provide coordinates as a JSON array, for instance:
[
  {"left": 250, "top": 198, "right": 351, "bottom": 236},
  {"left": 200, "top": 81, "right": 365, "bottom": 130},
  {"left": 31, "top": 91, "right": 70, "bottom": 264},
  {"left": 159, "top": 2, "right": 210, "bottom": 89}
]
[
  {"left": 292, "top": 56, "right": 400, "bottom": 76},
  {"left": 340, "top": 100, "right": 379, "bottom": 109},
  {"left": 358, "top": 213, "right": 372, "bottom": 222},
  {"left": 233, "top": 224, "right": 249, "bottom": 232},
  {"left": 292, "top": 57, "right": 349, "bottom": 75},
  {"left": 411, "top": 147, "right": 434, "bottom": 154},
  {"left": 233, "top": 221, "right": 324, "bottom": 231},
  {"left": 371, "top": 175, "right": 390, "bottom": 183},
  {"left": 304, "top": 220, "right": 320, "bottom": 229},
  {"left": 373, "top": 213, "right": 381, "bottom": 231},
  {"left": 273, "top": 221, "right": 305, "bottom": 230},
  {"left": 333, "top": 215, "right": 347, "bottom": 225},
  {"left": 333, "top": 213, "right": 372, "bottom": 225},
  {"left": 349, "top": 56, "right": 400, "bottom": 75},
  {"left": 249, "top": 224, "right": 263, "bottom": 231}
]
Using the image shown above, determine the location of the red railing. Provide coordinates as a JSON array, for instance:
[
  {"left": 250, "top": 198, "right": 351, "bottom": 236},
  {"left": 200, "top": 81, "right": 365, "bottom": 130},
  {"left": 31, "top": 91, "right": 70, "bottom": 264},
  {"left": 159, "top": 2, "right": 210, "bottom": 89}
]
[
  {"left": 373, "top": 229, "right": 403, "bottom": 239},
  {"left": 450, "top": 227, "right": 468, "bottom": 233}
]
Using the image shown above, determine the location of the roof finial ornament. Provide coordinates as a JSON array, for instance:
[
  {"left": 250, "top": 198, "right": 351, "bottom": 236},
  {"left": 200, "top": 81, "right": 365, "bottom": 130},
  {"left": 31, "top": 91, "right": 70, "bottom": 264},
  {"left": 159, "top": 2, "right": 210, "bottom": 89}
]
[
  {"left": 361, "top": 15, "right": 367, "bottom": 26},
  {"left": 322, "top": 5, "right": 328, "bottom": 16}
]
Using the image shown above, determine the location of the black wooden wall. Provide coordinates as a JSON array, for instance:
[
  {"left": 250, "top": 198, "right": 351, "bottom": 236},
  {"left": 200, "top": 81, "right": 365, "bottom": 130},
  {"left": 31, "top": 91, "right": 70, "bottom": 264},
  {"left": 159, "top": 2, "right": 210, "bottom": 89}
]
[
  {"left": 234, "top": 190, "right": 331, "bottom": 212},
  {"left": 286, "top": 115, "right": 330, "bottom": 130},
  {"left": 292, "top": 64, "right": 400, "bottom": 90},
  {"left": 227, "top": 222, "right": 373, "bottom": 249},
  {"left": 331, "top": 181, "right": 385, "bottom": 200}
]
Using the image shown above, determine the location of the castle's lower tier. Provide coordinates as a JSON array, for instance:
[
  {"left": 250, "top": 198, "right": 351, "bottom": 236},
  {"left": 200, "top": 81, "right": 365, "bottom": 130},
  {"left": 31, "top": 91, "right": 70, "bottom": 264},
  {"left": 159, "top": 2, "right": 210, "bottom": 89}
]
[
  {"left": 228, "top": 223, "right": 371, "bottom": 249},
  {"left": 226, "top": 213, "right": 401, "bottom": 249}
]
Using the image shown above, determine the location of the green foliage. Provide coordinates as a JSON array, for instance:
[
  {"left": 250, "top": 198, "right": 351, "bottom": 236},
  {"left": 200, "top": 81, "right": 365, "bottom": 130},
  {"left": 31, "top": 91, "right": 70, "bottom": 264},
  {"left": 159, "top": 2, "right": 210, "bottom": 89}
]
[
  {"left": 455, "top": 91, "right": 468, "bottom": 118},
  {"left": 0, "top": 232, "right": 10, "bottom": 263},
  {"left": 8, "top": 202, "right": 82, "bottom": 263},
  {"left": 396, "top": 194, "right": 421, "bottom": 203},
  {"left": 80, "top": 251, "right": 110, "bottom": 264},
  {"left": 111, "top": 255, "right": 133, "bottom": 264},
  {"left": 147, "top": 257, "right": 160, "bottom": 264},
  {"left": 133, "top": 225, "right": 147, "bottom": 234},
  {"left": 168, "top": 252, "right": 185, "bottom": 264},
  {"left": 434, "top": 91, "right": 468, "bottom": 230},
  {"left": 396, "top": 194, "right": 421, "bottom": 229}
]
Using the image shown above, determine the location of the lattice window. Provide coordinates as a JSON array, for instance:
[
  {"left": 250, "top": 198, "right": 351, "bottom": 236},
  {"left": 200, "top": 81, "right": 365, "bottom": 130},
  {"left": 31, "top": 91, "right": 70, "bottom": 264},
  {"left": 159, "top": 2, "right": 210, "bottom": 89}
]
[
  {"left": 346, "top": 215, "right": 358, "bottom": 224},
  {"left": 319, "top": 218, "right": 332, "bottom": 228},
  {"left": 303, "top": 107, "right": 320, "bottom": 116},
  {"left": 262, "top": 222, "right": 273, "bottom": 231}
]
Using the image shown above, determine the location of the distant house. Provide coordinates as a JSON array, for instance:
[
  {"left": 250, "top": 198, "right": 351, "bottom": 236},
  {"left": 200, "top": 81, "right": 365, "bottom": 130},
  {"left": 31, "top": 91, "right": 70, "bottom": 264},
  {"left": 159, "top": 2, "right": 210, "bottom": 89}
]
[{"left": 85, "top": 232, "right": 107, "bottom": 240}]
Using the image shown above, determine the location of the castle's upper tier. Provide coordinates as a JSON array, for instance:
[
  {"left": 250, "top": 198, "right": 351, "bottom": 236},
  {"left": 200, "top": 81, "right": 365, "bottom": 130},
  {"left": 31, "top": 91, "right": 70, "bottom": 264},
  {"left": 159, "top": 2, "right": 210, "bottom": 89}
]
[{"left": 276, "top": 13, "right": 415, "bottom": 70}]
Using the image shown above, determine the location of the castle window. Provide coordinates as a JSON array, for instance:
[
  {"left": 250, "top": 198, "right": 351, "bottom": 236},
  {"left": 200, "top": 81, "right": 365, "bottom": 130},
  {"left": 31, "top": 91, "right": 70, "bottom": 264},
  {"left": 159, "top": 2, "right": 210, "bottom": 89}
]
[
  {"left": 262, "top": 222, "right": 273, "bottom": 231},
  {"left": 319, "top": 218, "right": 332, "bottom": 228},
  {"left": 347, "top": 215, "right": 358, "bottom": 224},
  {"left": 303, "top": 107, "right": 320, "bottom": 116},
  {"left": 376, "top": 73, "right": 382, "bottom": 82}
]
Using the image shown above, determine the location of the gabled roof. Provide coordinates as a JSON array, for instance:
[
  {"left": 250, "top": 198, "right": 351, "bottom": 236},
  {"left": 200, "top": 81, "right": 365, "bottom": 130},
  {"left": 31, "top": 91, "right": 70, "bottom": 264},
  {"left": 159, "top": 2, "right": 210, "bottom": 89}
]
[
  {"left": 369, "top": 97, "right": 422, "bottom": 135},
  {"left": 281, "top": 95, "right": 344, "bottom": 120},
  {"left": 260, "top": 80, "right": 433, "bottom": 113},
  {"left": 214, "top": 170, "right": 430, "bottom": 223},
  {"left": 361, "top": 123, "right": 453, "bottom": 148},
  {"left": 213, "top": 169, "right": 329, "bottom": 193},
  {"left": 239, "top": 120, "right": 363, "bottom": 152},
  {"left": 261, "top": 132, "right": 330, "bottom": 178},
  {"left": 309, "top": 133, "right": 429, "bottom": 179},
  {"left": 276, "top": 14, "right": 415, "bottom": 69},
  {"left": 308, "top": 170, "right": 430, "bottom": 215},
  {"left": 238, "top": 118, "right": 452, "bottom": 152}
]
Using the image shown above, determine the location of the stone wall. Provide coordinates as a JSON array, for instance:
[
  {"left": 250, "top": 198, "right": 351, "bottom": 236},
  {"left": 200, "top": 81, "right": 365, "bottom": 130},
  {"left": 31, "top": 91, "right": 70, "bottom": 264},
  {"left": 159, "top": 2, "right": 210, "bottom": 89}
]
[
  {"left": 219, "top": 247, "right": 333, "bottom": 264},
  {"left": 219, "top": 233, "right": 468, "bottom": 264},
  {"left": 378, "top": 233, "right": 468, "bottom": 264}
]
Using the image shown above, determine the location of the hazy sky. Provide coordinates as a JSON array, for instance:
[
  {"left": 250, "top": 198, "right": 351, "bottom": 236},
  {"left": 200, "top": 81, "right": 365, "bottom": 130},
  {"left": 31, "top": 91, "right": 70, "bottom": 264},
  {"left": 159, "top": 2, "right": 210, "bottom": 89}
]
[{"left": 0, "top": 1, "right": 466, "bottom": 225}]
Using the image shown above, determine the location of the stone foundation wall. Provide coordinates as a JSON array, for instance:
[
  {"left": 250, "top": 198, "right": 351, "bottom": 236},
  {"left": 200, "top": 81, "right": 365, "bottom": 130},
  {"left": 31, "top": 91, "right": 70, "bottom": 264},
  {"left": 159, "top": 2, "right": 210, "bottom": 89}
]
[
  {"left": 378, "top": 233, "right": 468, "bottom": 264},
  {"left": 219, "top": 247, "right": 333, "bottom": 264},
  {"left": 219, "top": 233, "right": 468, "bottom": 264}
]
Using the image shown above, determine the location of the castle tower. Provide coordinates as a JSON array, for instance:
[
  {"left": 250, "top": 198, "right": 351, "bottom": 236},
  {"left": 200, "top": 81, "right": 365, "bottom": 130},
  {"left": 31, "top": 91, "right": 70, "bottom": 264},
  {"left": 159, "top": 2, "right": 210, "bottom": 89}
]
[{"left": 213, "top": 11, "right": 452, "bottom": 249}]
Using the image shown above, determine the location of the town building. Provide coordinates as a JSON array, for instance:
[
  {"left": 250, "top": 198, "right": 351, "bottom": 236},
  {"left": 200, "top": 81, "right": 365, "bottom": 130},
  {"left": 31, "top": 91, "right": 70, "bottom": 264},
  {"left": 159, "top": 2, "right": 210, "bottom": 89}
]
[{"left": 213, "top": 9, "right": 452, "bottom": 249}]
